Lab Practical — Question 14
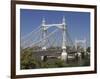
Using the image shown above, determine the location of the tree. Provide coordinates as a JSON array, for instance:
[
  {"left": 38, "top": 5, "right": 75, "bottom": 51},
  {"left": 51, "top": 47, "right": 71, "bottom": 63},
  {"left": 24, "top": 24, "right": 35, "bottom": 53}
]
[
  {"left": 20, "top": 48, "right": 39, "bottom": 69},
  {"left": 87, "top": 47, "right": 90, "bottom": 52}
]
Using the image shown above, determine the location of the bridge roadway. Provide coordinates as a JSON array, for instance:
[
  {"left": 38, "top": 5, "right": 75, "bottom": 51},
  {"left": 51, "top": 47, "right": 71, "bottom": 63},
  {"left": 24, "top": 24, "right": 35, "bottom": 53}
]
[
  {"left": 32, "top": 49, "right": 76, "bottom": 59},
  {"left": 33, "top": 49, "right": 62, "bottom": 57}
]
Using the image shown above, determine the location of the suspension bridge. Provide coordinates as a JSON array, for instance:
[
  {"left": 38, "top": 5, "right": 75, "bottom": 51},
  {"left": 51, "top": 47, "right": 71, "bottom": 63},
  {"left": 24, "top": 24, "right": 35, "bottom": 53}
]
[{"left": 21, "top": 17, "right": 87, "bottom": 62}]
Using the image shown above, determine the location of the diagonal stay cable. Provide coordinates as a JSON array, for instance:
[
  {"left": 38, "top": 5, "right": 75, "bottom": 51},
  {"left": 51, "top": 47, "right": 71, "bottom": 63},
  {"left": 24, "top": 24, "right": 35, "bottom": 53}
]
[
  {"left": 21, "top": 25, "right": 41, "bottom": 41},
  {"left": 21, "top": 30, "right": 42, "bottom": 48},
  {"left": 43, "top": 30, "right": 57, "bottom": 48},
  {"left": 21, "top": 26, "right": 42, "bottom": 45},
  {"left": 29, "top": 29, "right": 59, "bottom": 47},
  {"left": 66, "top": 29, "right": 74, "bottom": 47}
]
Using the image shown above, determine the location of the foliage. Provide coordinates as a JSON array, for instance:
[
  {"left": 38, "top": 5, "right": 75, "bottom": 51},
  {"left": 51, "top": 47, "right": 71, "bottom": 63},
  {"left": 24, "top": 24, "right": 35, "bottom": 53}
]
[
  {"left": 82, "top": 55, "right": 90, "bottom": 66},
  {"left": 87, "top": 47, "right": 90, "bottom": 52},
  {"left": 42, "top": 59, "right": 67, "bottom": 68},
  {"left": 20, "top": 47, "right": 90, "bottom": 69},
  {"left": 21, "top": 48, "right": 39, "bottom": 69}
]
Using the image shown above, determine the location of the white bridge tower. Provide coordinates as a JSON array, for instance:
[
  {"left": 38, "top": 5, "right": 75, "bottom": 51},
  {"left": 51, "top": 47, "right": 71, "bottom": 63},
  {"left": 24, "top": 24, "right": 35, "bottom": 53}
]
[
  {"left": 42, "top": 18, "right": 47, "bottom": 50},
  {"left": 61, "top": 17, "right": 67, "bottom": 61},
  {"left": 41, "top": 17, "right": 67, "bottom": 61}
]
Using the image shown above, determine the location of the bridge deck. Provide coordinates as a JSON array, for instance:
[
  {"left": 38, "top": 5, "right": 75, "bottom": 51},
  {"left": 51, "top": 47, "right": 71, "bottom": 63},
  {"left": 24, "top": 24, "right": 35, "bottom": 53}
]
[
  {"left": 33, "top": 50, "right": 62, "bottom": 56},
  {"left": 33, "top": 50, "right": 76, "bottom": 57}
]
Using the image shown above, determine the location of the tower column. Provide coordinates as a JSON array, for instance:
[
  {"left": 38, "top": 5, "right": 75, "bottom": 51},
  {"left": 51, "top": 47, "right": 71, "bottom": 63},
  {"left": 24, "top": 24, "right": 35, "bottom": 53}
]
[
  {"left": 61, "top": 17, "right": 67, "bottom": 61},
  {"left": 41, "top": 18, "right": 47, "bottom": 61},
  {"left": 42, "top": 18, "right": 47, "bottom": 50}
]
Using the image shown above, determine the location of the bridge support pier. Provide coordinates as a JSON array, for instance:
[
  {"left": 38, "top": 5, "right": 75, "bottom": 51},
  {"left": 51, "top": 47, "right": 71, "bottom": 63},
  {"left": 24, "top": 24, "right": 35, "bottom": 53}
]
[
  {"left": 41, "top": 56, "right": 44, "bottom": 61},
  {"left": 61, "top": 49, "right": 67, "bottom": 62},
  {"left": 77, "top": 52, "right": 82, "bottom": 61}
]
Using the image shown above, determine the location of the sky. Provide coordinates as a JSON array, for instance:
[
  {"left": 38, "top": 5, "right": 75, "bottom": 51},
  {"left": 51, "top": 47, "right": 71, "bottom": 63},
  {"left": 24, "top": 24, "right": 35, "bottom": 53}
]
[{"left": 20, "top": 9, "right": 90, "bottom": 47}]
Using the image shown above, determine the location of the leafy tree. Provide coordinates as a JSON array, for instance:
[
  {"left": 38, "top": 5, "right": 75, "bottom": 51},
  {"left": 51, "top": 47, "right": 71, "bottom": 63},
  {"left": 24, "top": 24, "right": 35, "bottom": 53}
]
[
  {"left": 87, "top": 47, "right": 90, "bottom": 52},
  {"left": 20, "top": 48, "right": 39, "bottom": 69},
  {"left": 41, "top": 59, "right": 67, "bottom": 68}
]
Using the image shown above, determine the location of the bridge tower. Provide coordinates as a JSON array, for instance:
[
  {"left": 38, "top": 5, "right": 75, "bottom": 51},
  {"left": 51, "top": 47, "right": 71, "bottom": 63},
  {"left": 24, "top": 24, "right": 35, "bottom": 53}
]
[
  {"left": 42, "top": 18, "right": 47, "bottom": 50},
  {"left": 61, "top": 16, "right": 67, "bottom": 61},
  {"left": 75, "top": 39, "right": 87, "bottom": 60},
  {"left": 41, "top": 17, "right": 68, "bottom": 61},
  {"left": 41, "top": 18, "right": 47, "bottom": 61}
]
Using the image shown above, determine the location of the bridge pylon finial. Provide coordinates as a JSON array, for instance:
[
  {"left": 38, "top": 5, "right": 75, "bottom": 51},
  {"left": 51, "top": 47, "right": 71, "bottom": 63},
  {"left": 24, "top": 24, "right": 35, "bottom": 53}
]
[
  {"left": 62, "top": 16, "right": 65, "bottom": 24},
  {"left": 42, "top": 17, "right": 46, "bottom": 24}
]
